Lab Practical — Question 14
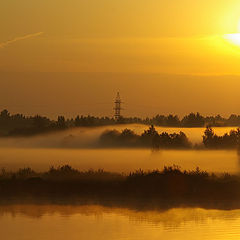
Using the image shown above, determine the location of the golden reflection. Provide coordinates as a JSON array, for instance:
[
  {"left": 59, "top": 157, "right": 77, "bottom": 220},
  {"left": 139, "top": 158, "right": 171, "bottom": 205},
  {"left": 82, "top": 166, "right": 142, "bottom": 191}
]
[
  {"left": 1, "top": 204, "right": 240, "bottom": 240},
  {"left": 1, "top": 204, "right": 240, "bottom": 225}
]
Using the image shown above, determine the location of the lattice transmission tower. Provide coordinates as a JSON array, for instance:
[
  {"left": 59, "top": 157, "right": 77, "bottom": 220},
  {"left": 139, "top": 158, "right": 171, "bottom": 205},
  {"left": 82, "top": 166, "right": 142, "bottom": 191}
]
[{"left": 114, "top": 92, "right": 123, "bottom": 121}]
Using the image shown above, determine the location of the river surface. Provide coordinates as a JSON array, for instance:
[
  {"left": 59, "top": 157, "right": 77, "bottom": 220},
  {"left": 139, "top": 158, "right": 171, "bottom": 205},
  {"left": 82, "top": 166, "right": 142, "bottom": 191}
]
[{"left": 1, "top": 204, "right": 240, "bottom": 240}]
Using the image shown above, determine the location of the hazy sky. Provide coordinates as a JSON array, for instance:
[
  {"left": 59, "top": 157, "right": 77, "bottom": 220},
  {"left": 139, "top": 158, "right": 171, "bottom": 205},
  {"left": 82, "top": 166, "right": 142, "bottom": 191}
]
[
  {"left": 1, "top": 72, "right": 240, "bottom": 118},
  {"left": 1, "top": 0, "right": 240, "bottom": 117}
]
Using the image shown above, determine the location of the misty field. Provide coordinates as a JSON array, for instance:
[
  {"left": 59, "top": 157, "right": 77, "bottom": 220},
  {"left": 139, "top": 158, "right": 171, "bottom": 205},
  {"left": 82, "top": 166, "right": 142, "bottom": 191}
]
[{"left": 0, "top": 125, "right": 239, "bottom": 173}]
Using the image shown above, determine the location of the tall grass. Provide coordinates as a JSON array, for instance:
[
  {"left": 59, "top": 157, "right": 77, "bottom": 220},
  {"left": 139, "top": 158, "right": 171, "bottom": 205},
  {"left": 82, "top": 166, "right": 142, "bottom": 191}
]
[{"left": 0, "top": 165, "right": 240, "bottom": 203}]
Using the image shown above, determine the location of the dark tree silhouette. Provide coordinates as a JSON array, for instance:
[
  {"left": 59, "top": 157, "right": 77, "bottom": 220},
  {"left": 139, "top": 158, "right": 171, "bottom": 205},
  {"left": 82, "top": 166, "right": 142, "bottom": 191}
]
[
  {"left": 99, "top": 125, "right": 191, "bottom": 149},
  {"left": 203, "top": 126, "right": 240, "bottom": 149},
  {"left": 57, "top": 116, "right": 67, "bottom": 129},
  {"left": 32, "top": 115, "right": 50, "bottom": 130},
  {"left": 165, "top": 114, "right": 180, "bottom": 126},
  {"left": 181, "top": 112, "right": 205, "bottom": 127}
]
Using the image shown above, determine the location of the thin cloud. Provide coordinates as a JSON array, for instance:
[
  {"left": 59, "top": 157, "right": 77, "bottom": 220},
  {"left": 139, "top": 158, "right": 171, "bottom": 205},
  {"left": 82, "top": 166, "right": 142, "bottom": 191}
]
[{"left": 0, "top": 32, "right": 44, "bottom": 48}]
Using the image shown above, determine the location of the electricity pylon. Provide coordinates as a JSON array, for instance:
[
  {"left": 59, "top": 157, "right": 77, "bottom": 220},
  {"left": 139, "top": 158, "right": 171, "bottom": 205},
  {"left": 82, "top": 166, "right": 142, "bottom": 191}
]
[{"left": 114, "top": 92, "right": 123, "bottom": 121}]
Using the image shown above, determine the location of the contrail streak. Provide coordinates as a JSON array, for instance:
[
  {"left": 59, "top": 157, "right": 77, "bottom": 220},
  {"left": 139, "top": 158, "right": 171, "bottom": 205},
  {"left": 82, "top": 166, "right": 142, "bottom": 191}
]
[{"left": 0, "top": 32, "right": 44, "bottom": 48}]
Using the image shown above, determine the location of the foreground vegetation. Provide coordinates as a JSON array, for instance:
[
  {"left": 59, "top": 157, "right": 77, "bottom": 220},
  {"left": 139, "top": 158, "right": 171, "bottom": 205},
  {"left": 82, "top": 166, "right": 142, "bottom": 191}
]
[{"left": 1, "top": 165, "right": 240, "bottom": 204}]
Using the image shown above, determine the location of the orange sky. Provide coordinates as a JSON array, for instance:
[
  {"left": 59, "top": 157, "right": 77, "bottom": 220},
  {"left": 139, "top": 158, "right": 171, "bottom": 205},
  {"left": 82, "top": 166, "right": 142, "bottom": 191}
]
[
  {"left": 1, "top": 0, "right": 240, "bottom": 117},
  {"left": 0, "top": 72, "right": 240, "bottom": 118}
]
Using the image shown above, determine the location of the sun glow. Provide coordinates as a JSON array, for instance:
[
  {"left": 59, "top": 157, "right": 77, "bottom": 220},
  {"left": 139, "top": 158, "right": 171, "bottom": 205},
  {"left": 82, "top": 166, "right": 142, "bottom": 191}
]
[{"left": 223, "top": 33, "right": 240, "bottom": 46}]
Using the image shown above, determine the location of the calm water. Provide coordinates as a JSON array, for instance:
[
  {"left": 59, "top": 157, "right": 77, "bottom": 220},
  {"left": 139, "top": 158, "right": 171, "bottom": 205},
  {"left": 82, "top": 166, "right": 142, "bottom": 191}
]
[{"left": 1, "top": 204, "right": 240, "bottom": 240}]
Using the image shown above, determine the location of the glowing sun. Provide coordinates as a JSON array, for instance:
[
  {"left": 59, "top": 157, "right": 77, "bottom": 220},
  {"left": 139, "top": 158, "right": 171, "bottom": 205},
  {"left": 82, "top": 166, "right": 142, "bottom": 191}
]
[{"left": 224, "top": 33, "right": 240, "bottom": 46}]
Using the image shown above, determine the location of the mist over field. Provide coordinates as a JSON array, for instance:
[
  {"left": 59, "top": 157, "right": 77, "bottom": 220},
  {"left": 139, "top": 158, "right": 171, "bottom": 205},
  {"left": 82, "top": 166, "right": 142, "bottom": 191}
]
[
  {"left": 0, "top": 124, "right": 236, "bottom": 149},
  {"left": 0, "top": 124, "right": 239, "bottom": 173}
]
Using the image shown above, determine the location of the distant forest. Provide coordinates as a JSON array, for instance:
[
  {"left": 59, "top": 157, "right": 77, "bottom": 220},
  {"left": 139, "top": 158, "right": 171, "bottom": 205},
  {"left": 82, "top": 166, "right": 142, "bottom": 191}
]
[{"left": 1, "top": 109, "right": 240, "bottom": 136}]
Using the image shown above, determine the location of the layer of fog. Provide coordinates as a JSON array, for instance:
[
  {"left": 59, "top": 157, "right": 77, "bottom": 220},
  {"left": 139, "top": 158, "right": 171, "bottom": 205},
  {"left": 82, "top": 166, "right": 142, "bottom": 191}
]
[
  {"left": 0, "top": 124, "right": 237, "bottom": 149},
  {"left": 0, "top": 125, "right": 239, "bottom": 173},
  {"left": 0, "top": 148, "right": 239, "bottom": 173}
]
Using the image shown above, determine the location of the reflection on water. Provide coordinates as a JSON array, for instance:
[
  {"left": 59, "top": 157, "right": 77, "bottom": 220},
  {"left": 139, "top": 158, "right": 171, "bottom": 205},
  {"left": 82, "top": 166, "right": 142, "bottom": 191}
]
[
  {"left": 0, "top": 148, "right": 239, "bottom": 173},
  {"left": 1, "top": 204, "right": 240, "bottom": 240}
]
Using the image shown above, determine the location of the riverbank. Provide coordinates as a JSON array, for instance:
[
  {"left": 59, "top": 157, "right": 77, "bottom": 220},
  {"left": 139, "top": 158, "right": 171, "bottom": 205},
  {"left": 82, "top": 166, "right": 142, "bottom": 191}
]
[{"left": 1, "top": 165, "right": 240, "bottom": 209}]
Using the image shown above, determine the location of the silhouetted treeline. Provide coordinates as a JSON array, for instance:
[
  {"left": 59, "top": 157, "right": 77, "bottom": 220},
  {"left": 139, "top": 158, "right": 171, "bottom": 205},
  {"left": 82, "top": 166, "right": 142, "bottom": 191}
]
[
  {"left": 144, "top": 113, "right": 239, "bottom": 127},
  {"left": 1, "top": 109, "right": 240, "bottom": 136},
  {"left": 203, "top": 127, "right": 240, "bottom": 149},
  {"left": 0, "top": 109, "right": 68, "bottom": 136},
  {"left": 0, "top": 109, "right": 116, "bottom": 136},
  {"left": 1, "top": 165, "right": 240, "bottom": 202},
  {"left": 99, "top": 125, "right": 191, "bottom": 149},
  {"left": 99, "top": 126, "right": 240, "bottom": 149}
]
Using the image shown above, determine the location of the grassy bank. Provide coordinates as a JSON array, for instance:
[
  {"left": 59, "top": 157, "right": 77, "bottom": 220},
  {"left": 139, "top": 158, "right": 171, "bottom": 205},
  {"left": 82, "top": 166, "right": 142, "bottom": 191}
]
[{"left": 1, "top": 165, "right": 240, "bottom": 205}]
